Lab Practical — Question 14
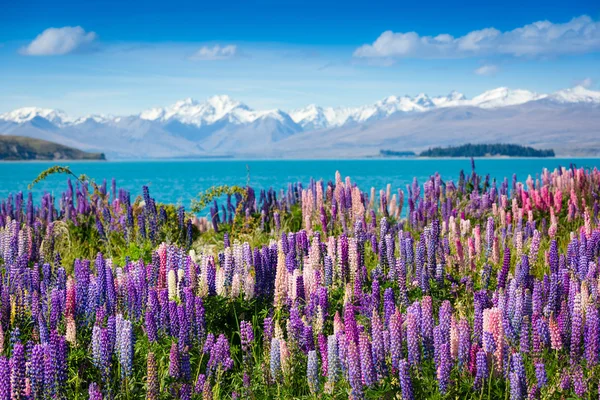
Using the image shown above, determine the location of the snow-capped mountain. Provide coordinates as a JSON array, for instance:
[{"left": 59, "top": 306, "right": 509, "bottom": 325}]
[
  {"left": 0, "top": 107, "right": 73, "bottom": 126},
  {"left": 547, "top": 86, "right": 600, "bottom": 104},
  {"left": 1, "top": 85, "right": 599, "bottom": 158}
]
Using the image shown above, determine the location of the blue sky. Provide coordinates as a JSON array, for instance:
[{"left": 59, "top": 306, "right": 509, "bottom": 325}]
[{"left": 1, "top": 0, "right": 599, "bottom": 116}]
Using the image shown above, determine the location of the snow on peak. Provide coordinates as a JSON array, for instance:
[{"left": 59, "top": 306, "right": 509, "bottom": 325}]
[
  {"left": 140, "top": 95, "right": 251, "bottom": 126},
  {"left": 549, "top": 86, "right": 600, "bottom": 104},
  {"left": 470, "top": 87, "right": 547, "bottom": 108},
  {"left": 0, "top": 107, "right": 71, "bottom": 125}
]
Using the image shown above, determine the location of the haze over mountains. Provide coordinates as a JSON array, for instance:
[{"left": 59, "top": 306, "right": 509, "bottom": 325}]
[{"left": 1, "top": 86, "right": 599, "bottom": 159}]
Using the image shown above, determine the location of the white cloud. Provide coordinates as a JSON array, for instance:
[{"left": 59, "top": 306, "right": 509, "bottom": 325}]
[
  {"left": 20, "top": 26, "right": 97, "bottom": 56},
  {"left": 190, "top": 45, "right": 237, "bottom": 60},
  {"left": 474, "top": 65, "right": 499, "bottom": 76},
  {"left": 575, "top": 77, "right": 594, "bottom": 88},
  {"left": 354, "top": 15, "right": 600, "bottom": 59}
]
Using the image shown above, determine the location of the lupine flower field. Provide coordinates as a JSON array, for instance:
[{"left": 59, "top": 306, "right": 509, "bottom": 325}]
[{"left": 1, "top": 162, "right": 600, "bottom": 399}]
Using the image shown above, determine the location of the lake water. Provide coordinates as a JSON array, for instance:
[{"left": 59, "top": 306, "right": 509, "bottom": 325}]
[{"left": 1, "top": 159, "right": 599, "bottom": 214}]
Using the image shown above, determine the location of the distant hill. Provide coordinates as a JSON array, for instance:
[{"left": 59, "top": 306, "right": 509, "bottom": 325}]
[
  {"left": 379, "top": 149, "right": 416, "bottom": 157},
  {"left": 419, "top": 143, "right": 554, "bottom": 158},
  {"left": 0, "top": 135, "right": 105, "bottom": 161}
]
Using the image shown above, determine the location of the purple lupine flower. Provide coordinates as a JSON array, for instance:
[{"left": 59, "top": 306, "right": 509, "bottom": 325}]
[
  {"left": 571, "top": 366, "right": 586, "bottom": 397},
  {"left": 180, "top": 350, "right": 191, "bottom": 382},
  {"left": 421, "top": 296, "right": 435, "bottom": 360},
  {"left": 347, "top": 338, "right": 363, "bottom": 400},
  {"left": 195, "top": 374, "right": 206, "bottom": 394},
  {"left": 147, "top": 352, "right": 159, "bottom": 400},
  {"left": 195, "top": 297, "right": 206, "bottom": 344},
  {"left": 180, "top": 383, "right": 192, "bottom": 400},
  {"left": 534, "top": 362, "right": 546, "bottom": 389},
  {"left": 240, "top": 320, "right": 254, "bottom": 363},
  {"left": 370, "top": 311, "right": 386, "bottom": 378},
  {"left": 474, "top": 348, "right": 488, "bottom": 389},
  {"left": 88, "top": 383, "right": 103, "bottom": 400},
  {"left": 511, "top": 353, "right": 527, "bottom": 399},
  {"left": 510, "top": 372, "right": 523, "bottom": 400},
  {"left": 307, "top": 350, "right": 319, "bottom": 394},
  {"left": 398, "top": 359, "right": 414, "bottom": 400},
  {"left": 10, "top": 342, "right": 26, "bottom": 399},
  {"left": 406, "top": 305, "right": 421, "bottom": 366},
  {"left": 359, "top": 332, "right": 375, "bottom": 387},
  {"left": 458, "top": 318, "right": 471, "bottom": 368},
  {"left": 584, "top": 305, "right": 599, "bottom": 366},
  {"left": 389, "top": 310, "right": 402, "bottom": 371},
  {"left": 570, "top": 292, "right": 582, "bottom": 362},
  {"left": 436, "top": 342, "right": 452, "bottom": 394},
  {"left": 169, "top": 342, "right": 180, "bottom": 379},
  {"left": 29, "top": 344, "right": 45, "bottom": 398},
  {"left": 0, "top": 357, "right": 9, "bottom": 400}
]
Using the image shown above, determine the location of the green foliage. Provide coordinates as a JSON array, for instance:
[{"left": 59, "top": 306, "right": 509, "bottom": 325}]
[{"left": 420, "top": 143, "right": 555, "bottom": 158}]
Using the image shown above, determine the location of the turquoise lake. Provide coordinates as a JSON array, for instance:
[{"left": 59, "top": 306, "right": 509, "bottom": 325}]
[{"left": 1, "top": 159, "right": 599, "bottom": 216}]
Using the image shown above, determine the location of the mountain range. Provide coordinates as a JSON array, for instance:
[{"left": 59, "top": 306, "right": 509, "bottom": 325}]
[{"left": 1, "top": 86, "right": 599, "bottom": 159}]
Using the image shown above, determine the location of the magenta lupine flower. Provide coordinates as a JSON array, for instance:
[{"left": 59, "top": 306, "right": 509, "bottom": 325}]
[
  {"left": 318, "top": 333, "right": 328, "bottom": 377},
  {"left": 398, "top": 359, "right": 414, "bottom": 400}
]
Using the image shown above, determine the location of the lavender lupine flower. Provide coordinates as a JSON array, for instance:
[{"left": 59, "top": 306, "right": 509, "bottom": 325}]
[
  {"left": 359, "top": 332, "right": 375, "bottom": 387},
  {"left": 327, "top": 335, "right": 339, "bottom": 386},
  {"left": 406, "top": 306, "right": 420, "bottom": 366},
  {"left": 437, "top": 343, "right": 452, "bottom": 395},
  {"left": 307, "top": 350, "right": 319, "bottom": 394},
  {"left": 119, "top": 320, "right": 134, "bottom": 379},
  {"left": 398, "top": 359, "right": 414, "bottom": 400},
  {"left": 511, "top": 353, "right": 527, "bottom": 399},
  {"left": 270, "top": 338, "right": 281, "bottom": 380},
  {"left": 347, "top": 339, "right": 363, "bottom": 400},
  {"left": 570, "top": 292, "right": 582, "bottom": 362},
  {"left": 474, "top": 348, "right": 488, "bottom": 390}
]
